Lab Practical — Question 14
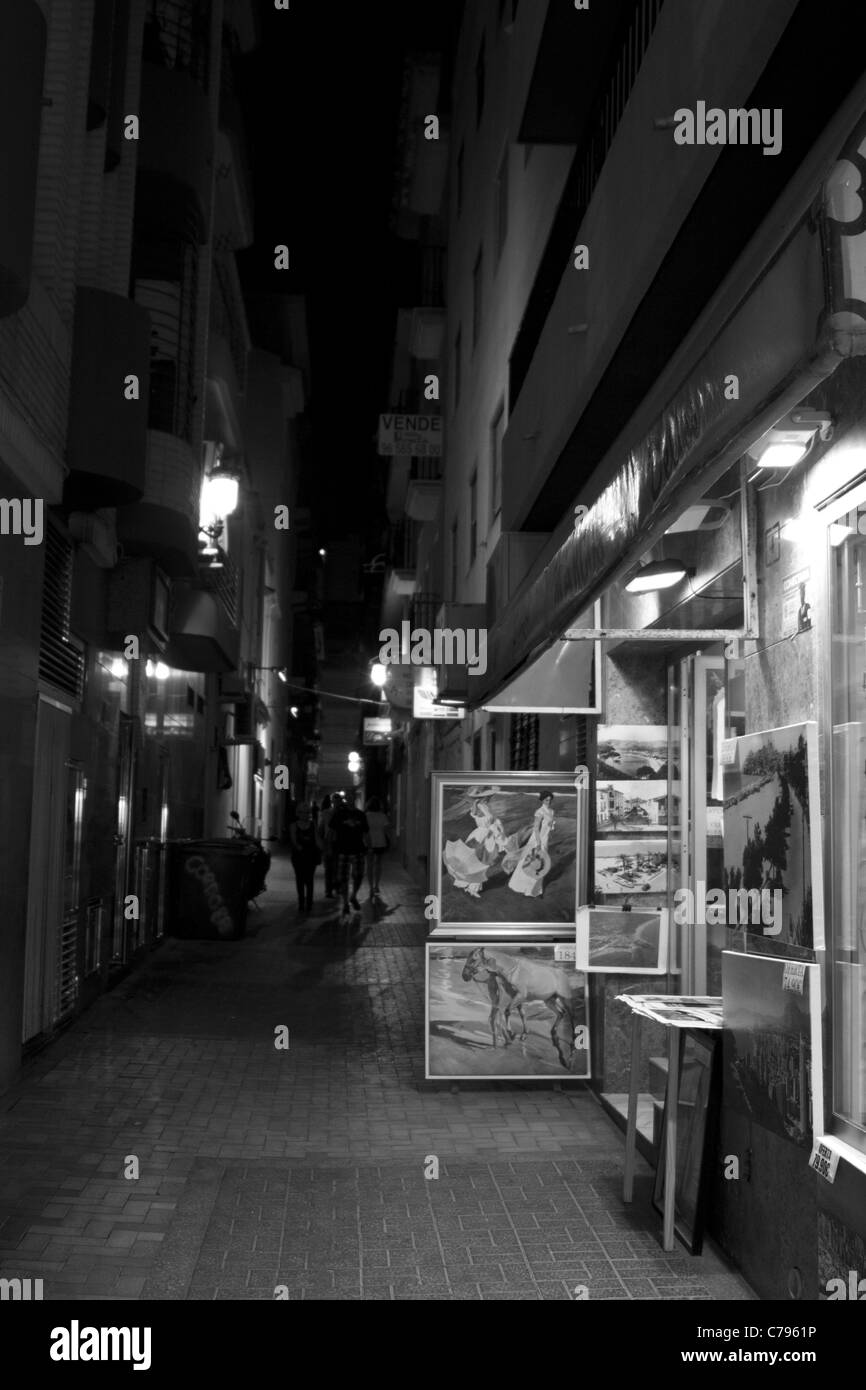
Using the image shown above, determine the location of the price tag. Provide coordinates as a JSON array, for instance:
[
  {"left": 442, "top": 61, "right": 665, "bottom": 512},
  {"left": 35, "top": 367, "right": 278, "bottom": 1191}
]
[
  {"left": 555, "top": 944, "right": 576, "bottom": 962},
  {"left": 783, "top": 961, "right": 806, "bottom": 993},
  {"left": 809, "top": 1140, "right": 840, "bottom": 1183},
  {"left": 719, "top": 738, "right": 738, "bottom": 766}
]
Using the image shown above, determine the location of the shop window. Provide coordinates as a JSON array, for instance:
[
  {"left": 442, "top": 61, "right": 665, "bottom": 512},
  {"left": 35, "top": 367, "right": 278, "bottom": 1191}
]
[{"left": 828, "top": 501, "right": 866, "bottom": 1141}]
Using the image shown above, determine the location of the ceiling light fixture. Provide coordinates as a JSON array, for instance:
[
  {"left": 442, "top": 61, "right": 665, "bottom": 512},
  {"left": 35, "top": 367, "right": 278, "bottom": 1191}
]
[
  {"left": 625, "top": 558, "right": 691, "bottom": 593},
  {"left": 749, "top": 410, "right": 833, "bottom": 472}
]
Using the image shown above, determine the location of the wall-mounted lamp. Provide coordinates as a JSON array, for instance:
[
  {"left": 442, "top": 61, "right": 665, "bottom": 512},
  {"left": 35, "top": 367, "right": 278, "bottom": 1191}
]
[
  {"left": 145, "top": 660, "right": 170, "bottom": 680},
  {"left": 748, "top": 410, "right": 833, "bottom": 472},
  {"left": 371, "top": 662, "right": 389, "bottom": 687},
  {"left": 625, "top": 558, "right": 692, "bottom": 593}
]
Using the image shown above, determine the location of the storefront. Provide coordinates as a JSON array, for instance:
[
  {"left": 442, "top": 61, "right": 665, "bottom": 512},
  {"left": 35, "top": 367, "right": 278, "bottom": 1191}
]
[{"left": 469, "top": 94, "right": 866, "bottom": 1298}]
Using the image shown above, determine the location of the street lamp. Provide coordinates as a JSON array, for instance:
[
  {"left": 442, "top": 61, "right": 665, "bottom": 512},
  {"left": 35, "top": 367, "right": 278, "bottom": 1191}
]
[{"left": 371, "top": 662, "right": 389, "bottom": 688}]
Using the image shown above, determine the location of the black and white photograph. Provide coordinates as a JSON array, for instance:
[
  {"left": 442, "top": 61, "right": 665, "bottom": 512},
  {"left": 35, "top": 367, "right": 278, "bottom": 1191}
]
[
  {"left": 594, "top": 839, "right": 669, "bottom": 898},
  {"left": 596, "top": 725, "right": 677, "bottom": 781},
  {"left": 430, "top": 772, "right": 582, "bottom": 935},
  {"left": 3, "top": 0, "right": 866, "bottom": 1337},
  {"left": 576, "top": 906, "right": 669, "bottom": 973},
  {"left": 425, "top": 942, "right": 590, "bottom": 1080},
  {"left": 722, "top": 951, "right": 824, "bottom": 1150},
  {"left": 722, "top": 722, "right": 824, "bottom": 949},
  {"left": 596, "top": 779, "right": 673, "bottom": 835}
]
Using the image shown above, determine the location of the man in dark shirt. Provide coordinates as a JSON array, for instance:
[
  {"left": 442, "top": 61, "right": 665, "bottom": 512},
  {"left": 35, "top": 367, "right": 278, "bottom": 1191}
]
[{"left": 328, "top": 789, "right": 370, "bottom": 915}]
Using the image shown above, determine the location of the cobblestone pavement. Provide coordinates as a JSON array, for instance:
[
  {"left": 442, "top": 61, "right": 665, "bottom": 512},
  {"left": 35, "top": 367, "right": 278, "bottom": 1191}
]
[{"left": 0, "top": 854, "right": 754, "bottom": 1301}]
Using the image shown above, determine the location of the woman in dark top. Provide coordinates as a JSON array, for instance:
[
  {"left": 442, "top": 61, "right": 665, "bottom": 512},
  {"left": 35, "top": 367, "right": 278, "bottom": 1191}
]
[{"left": 289, "top": 802, "right": 323, "bottom": 914}]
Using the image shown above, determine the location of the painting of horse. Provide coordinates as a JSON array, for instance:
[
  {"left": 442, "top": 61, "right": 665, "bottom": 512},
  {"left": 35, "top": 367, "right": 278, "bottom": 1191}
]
[{"left": 426, "top": 942, "right": 591, "bottom": 1080}]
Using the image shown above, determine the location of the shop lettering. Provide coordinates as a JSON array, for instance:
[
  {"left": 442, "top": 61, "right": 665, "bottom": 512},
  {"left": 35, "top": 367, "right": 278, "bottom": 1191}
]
[
  {"left": 673, "top": 885, "right": 781, "bottom": 934},
  {"left": 184, "top": 856, "right": 234, "bottom": 935},
  {"left": 378, "top": 415, "right": 442, "bottom": 434},
  {"left": 673, "top": 102, "right": 782, "bottom": 157}
]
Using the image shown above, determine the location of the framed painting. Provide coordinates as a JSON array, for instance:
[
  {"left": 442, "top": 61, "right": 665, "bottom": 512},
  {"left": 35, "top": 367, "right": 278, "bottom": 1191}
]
[
  {"left": 425, "top": 940, "right": 591, "bottom": 1080},
  {"left": 576, "top": 906, "right": 669, "bottom": 974},
  {"left": 428, "top": 771, "right": 586, "bottom": 937},
  {"left": 722, "top": 721, "right": 824, "bottom": 949},
  {"left": 652, "top": 1029, "right": 720, "bottom": 1254},
  {"left": 722, "top": 950, "right": 824, "bottom": 1148}
]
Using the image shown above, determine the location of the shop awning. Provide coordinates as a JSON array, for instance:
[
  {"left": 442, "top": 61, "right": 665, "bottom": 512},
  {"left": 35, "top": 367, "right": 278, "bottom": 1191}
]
[
  {"left": 480, "top": 624, "right": 599, "bottom": 715},
  {"left": 475, "top": 92, "right": 866, "bottom": 707}
]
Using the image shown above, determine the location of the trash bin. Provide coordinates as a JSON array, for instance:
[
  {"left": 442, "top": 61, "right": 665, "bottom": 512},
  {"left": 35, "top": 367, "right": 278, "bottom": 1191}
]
[{"left": 166, "top": 839, "right": 258, "bottom": 940}]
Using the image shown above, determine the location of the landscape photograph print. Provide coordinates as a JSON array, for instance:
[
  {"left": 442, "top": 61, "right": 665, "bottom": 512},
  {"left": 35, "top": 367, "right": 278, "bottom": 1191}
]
[
  {"left": 426, "top": 942, "right": 591, "bottom": 1080},
  {"left": 722, "top": 722, "right": 824, "bottom": 949},
  {"left": 722, "top": 950, "right": 823, "bottom": 1150},
  {"left": 594, "top": 839, "right": 669, "bottom": 898},
  {"left": 596, "top": 725, "right": 678, "bottom": 780},
  {"left": 431, "top": 773, "right": 580, "bottom": 933},
  {"left": 576, "top": 907, "right": 669, "bottom": 973}
]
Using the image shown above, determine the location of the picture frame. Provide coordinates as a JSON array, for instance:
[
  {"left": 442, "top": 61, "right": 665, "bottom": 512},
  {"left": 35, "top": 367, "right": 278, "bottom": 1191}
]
[
  {"left": 576, "top": 906, "right": 669, "bottom": 974},
  {"left": 722, "top": 950, "right": 824, "bottom": 1149},
  {"left": 594, "top": 838, "right": 669, "bottom": 898},
  {"left": 722, "top": 721, "right": 824, "bottom": 949},
  {"left": 652, "top": 1029, "right": 720, "bottom": 1254},
  {"left": 425, "top": 940, "right": 591, "bottom": 1080},
  {"left": 428, "top": 771, "right": 586, "bottom": 938}
]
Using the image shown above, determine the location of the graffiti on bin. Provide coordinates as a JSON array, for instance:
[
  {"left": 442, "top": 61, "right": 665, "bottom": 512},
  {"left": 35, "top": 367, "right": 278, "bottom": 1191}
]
[{"left": 184, "top": 856, "right": 234, "bottom": 936}]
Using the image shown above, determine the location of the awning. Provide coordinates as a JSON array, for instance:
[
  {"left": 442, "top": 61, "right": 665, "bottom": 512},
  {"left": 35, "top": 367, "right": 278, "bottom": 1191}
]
[
  {"left": 480, "top": 623, "right": 600, "bottom": 715},
  {"left": 475, "top": 95, "right": 866, "bottom": 706}
]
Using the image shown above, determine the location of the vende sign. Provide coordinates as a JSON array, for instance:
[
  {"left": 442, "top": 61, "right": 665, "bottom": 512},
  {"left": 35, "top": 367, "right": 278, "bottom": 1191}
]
[{"left": 378, "top": 413, "right": 442, "bottom": 458}]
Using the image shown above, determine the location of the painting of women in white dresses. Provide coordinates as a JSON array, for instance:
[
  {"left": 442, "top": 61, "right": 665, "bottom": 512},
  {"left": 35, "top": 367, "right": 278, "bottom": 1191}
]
[{"left": 432, "top": 774, "right": 581, "bottom": 931}]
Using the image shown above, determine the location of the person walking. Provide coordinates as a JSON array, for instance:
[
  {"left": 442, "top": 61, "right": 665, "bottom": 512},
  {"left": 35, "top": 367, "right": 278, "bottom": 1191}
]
[
  {"left": 319, "top": 794, "right": 337, "bottom": 897},
  {"left": 328, "top": 788, "right": 370, "bottom": 917},
  {"left": 289, "top": 802, "right": 323, "bottom": 915},
  {"left": 364, "top": 796, "right": 390, "bottom": 898}
]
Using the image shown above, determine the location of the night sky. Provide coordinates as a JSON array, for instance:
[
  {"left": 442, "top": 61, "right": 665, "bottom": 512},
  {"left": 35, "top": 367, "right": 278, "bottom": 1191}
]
[{"left": 238, "top": 1, "right": 462, "bottom": 546}]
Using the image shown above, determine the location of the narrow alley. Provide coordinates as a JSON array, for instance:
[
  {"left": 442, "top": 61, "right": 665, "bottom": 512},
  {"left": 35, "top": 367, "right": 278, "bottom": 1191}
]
[{"left": 0, "top": 857, "right": 752, "bottom": 1302}]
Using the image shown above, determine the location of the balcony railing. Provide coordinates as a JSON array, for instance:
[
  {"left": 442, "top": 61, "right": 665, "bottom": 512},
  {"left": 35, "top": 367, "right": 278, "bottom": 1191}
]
[
  {"left": 210, "top": 255, "right": 249, "bottom": 392},
  {"left": 409, "top": 458, "right": 442, "bottom": 482},
  {"left": 411, "top": 591, "right": 440, "bottom": 633},
  {"left": 143, "top": 0, "right": 210, "bottom": 90},
  {"left": 198, "top": 544, "right": 240, "bottom": 628},
  {"left": 509, "top": 0, "right": 666, "bottom": 408}
]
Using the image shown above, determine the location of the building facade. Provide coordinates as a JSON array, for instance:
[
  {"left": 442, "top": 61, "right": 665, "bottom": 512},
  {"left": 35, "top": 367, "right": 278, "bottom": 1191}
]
[
  {"left": 382, "top": 0, "right": 866, "bottom": 1299},
  {"left": 0, "top": 0, "right": 309, "bottom": 1093}
]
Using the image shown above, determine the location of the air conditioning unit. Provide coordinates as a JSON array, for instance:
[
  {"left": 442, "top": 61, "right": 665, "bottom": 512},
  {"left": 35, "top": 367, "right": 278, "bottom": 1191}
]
[
  {"left": 68, "top": 510, "right": 120, "bottom": 569},
  {"left": 486, "top": 532, "right": 549, "bottom": 626}
]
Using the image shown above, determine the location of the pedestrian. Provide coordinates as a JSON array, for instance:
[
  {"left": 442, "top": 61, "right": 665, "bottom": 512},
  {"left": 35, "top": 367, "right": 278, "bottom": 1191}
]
[
  {"left": 364, "top": 795, "right": 390, "bottom": 898},
  {"left": 289, "top": 801, "right": 323, "bottom": 915},
  {"left": 319, "top": 794, "right": 337, "bottom": 897},
  {"left": 328, "top": 787, "right": 370, "bottom": 917}
]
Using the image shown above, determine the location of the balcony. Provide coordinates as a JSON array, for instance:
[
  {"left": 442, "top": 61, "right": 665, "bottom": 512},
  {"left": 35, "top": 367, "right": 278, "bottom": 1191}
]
[
  {"left": 405, "top": 459, "right": 442, "bottom": 522},
  {"left": 393, "top": 59, "right": 448, "bottom": 231},
  {"left": 504, "top": 0, "right": 808, "bottom": 532},
  {"left": 0, "top": 1, "right": 46, "bottom": 317},
  {"left": 64, "top": 289, "right": 151, "bottom": 510},
  {"left": 137, "top": 60, "right": 213, "bottom": 243},
  {"left": 164, "top": 547, "right": 240, "bottom": 673},
  {"left": 214, "top": 86, "right": 254, "bottom": 251},
  {"left": 116, "top": 432, "right": 200, "bottom": 578}
]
